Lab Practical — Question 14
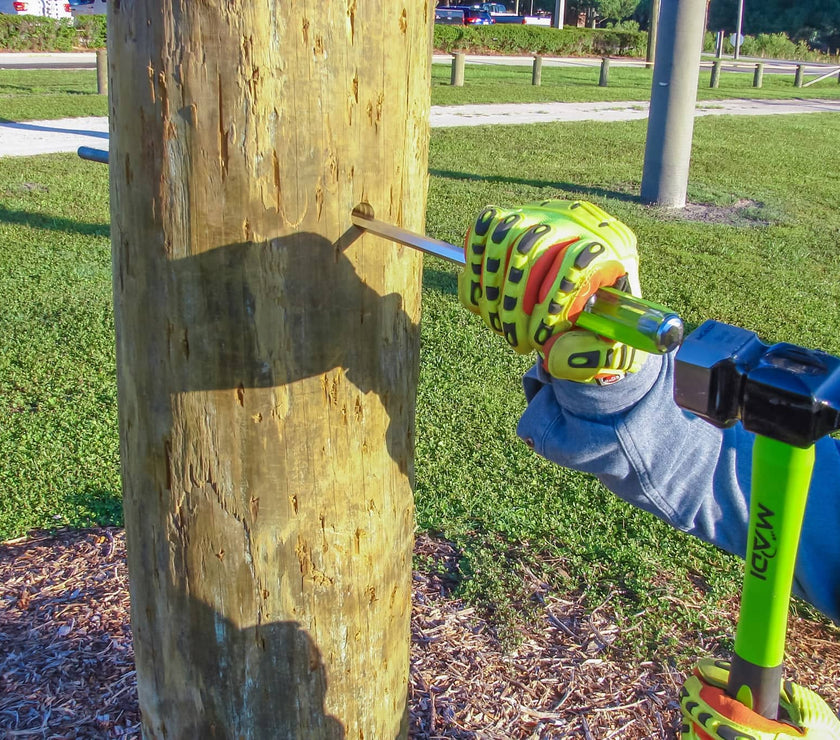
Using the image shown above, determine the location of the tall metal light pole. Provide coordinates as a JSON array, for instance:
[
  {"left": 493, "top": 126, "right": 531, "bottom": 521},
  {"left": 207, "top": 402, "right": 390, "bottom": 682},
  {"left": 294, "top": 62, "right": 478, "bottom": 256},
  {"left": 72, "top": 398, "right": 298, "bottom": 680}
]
[
  {"left": 553, "top": 0, "right": 566, "bottom": 29},
  {"left": 640, "top": 0, "right": 708, "bottom": 208},
  {"left": 734, "top": 0, "right": 745, "bottom": 59}
]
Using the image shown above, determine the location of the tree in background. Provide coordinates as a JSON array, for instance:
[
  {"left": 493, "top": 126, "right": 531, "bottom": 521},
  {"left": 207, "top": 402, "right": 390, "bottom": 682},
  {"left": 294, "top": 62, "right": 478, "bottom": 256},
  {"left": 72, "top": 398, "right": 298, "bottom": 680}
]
[
  {"left": 564, "top": 0, "right": 642, "bottom": 26},
  {"left": 708, "top": 0, "right": 840, "bottom": 47}
]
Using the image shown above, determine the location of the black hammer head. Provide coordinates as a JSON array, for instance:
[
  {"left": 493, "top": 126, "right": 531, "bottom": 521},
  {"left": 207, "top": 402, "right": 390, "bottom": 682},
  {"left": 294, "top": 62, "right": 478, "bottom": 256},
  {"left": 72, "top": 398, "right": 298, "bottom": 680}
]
[
  {"left": 673, "top": 321, "right": 765, "bottom": 430},
  {"left": 674, "top": 320, "right": 840, "bottom": 448}
]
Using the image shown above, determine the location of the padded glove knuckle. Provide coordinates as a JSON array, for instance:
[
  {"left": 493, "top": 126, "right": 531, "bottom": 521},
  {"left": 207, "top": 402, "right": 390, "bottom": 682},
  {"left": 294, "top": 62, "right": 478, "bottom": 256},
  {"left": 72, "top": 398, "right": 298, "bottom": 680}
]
[{"left": 459, "top": 200, "right": 646, "bottom": 383}]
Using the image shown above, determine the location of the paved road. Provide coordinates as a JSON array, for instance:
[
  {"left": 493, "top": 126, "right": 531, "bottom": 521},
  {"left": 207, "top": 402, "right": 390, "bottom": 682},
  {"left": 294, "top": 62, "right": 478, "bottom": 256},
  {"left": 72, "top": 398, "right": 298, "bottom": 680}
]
[
  {"left": 6, "top": 52, "right": 634, "bottom": 71},
  {"left": 6, "top": 51, "right": 637, "bottom": 70},
  {"left": 0, "top": 52, "right": 97, "bottom": 69},
  {"left": 2, "top": 97, "right": 839, "bottom": 158},
  {"left": 0, "top": 117, "right": 109, "bottom": 157}
]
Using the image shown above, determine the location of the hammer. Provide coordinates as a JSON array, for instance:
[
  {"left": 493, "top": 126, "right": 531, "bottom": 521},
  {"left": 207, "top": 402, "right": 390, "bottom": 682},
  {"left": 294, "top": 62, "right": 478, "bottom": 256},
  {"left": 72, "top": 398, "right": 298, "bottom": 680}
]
[{"left": 675, "top": 320, "right": 840, "bottom": 720}]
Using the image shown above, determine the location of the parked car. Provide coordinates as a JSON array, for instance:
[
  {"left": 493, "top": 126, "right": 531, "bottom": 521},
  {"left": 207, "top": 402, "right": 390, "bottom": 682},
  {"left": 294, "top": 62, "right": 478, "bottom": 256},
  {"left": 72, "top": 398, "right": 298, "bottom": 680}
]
[
  {"left": 0, "top": 0, "right": 72, "bottom": 17},
  {"left": 462, "top": 7, "right": 494, "bottom": 24},
  {"left": 434, "top": 7, "right": 464, "bottom": 25},
  {"left": 436, "top": 5, "right": 494, "bottom": 25},
  {"left": 490, "top": 14, "right": 526, "bottom": 23},
  {"left": 68, "top": 0, "right": 105, "bottom": 16},
  {"left": 470, "top": 2, "right": 526, "bottom": 22},
  {"left": 474, "top": 2, "right": 506, "bottom": 12}
]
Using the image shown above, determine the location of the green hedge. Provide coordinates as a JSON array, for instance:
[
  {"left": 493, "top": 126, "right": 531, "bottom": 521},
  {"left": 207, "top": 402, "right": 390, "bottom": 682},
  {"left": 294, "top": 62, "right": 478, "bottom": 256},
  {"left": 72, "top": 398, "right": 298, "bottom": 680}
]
[
  {"left": 0, "top": 16, "right": 827, "bottom": 63},
  {"left": 0, "top": 15, "right": 106, "bottom": 51},
  {"left": 701, "top": 30, "right": 828, "bottom": 62},
  {"left": 433, "top": 24, "right": 647, "bottom": 57},
  {"left": 2, "top": 17, "right": 644, "bottom": 58}
]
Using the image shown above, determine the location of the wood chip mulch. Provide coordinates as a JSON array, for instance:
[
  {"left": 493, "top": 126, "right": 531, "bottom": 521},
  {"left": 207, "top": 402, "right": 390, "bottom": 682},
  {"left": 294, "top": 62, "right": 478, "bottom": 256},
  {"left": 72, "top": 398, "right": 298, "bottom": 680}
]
[{"left": 1, "top": 529, "right": 839, "bottom": 739}]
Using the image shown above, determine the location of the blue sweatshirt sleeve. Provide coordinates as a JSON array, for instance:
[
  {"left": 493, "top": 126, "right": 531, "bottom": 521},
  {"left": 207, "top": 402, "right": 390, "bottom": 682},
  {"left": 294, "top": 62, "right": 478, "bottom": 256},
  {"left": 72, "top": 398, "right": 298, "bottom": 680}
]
[{"left": 517, "top": 353, "right": 840, "bottom": 624}]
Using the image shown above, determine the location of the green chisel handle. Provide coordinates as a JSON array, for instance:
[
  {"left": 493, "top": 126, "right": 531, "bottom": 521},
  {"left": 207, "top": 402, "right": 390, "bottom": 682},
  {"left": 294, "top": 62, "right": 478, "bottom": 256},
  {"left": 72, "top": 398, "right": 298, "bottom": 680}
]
[{"left": 352, "top": 207, "right": 684, "bottom": 354}]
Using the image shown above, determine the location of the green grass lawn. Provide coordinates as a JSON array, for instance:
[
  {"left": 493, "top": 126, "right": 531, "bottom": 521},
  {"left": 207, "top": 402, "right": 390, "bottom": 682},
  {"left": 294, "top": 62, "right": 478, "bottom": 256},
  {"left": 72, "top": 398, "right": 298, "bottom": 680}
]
[
  {"left": 2, "top": 111, "right": 840, "bottom": 659},
  {"left": 2, "top": 63, "right": 840, "bottom": 121},
  {"left": 430, "top": 60, "right": 840, "bottom": 105},
  {"left": 0, "top": 156, "right": 117, "bottom": 535},
  {"left": 0, "top": 70, "right": 108, "bottom": 121}
]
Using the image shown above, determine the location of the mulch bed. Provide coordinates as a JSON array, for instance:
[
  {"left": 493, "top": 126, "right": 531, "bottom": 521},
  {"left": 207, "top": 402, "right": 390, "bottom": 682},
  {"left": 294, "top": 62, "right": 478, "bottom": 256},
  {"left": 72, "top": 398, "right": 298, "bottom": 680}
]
[{"left": 1, "top": 528, "right": 838, "bottom": 739}]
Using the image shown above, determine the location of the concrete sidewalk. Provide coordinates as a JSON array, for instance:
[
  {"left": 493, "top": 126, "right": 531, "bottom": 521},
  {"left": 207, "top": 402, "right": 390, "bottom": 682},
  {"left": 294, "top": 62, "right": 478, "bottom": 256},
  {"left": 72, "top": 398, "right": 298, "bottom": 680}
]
[
  {"left": 1, "top": 97, "right": 839, "bottom": 157},
  {"left": 430, "top": 96, "right": 840, "bottom": 126},
  {"left": 0, "top": 118, "right": 109, "bottom": 158}
]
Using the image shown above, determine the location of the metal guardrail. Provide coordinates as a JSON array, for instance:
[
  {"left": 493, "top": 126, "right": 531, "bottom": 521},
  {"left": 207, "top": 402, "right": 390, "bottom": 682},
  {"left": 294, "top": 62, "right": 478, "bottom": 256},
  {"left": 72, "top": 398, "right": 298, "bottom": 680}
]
[
  {"left": 801, "top": 66, "right": 840, "bottom": 87},
  {"left": 701, "top": 59, "right": 840, "bottom": 89},
  {"left": 441, "top": 54, "right": 840, "bottom": 90},
  {"left": 700, "top": 60, "right": 838, "bottom": 73}
]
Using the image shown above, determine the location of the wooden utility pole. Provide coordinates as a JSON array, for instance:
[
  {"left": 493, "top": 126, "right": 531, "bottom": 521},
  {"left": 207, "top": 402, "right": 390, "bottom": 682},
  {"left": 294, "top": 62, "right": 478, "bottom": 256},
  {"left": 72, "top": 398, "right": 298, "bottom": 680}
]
[
  {"left": 108, "top": 2, "right": 431, "bottom": 737},
  {"left": 646, "top": 0, "right": 662, "bottom": 67}
]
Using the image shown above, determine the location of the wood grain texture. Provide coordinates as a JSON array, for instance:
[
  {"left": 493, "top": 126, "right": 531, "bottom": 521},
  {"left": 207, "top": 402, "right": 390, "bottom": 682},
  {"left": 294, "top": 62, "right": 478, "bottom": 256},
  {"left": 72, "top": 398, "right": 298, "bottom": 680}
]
[{"left": 108, "top": 1, "right": 432, "bottom": 736}]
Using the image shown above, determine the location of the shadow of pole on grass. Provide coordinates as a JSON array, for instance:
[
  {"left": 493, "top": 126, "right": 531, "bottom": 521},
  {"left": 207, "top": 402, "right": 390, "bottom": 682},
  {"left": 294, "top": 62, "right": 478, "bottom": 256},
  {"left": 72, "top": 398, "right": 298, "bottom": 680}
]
[{"left": 429, "top": 168, "right": 642, "bottom": 204}]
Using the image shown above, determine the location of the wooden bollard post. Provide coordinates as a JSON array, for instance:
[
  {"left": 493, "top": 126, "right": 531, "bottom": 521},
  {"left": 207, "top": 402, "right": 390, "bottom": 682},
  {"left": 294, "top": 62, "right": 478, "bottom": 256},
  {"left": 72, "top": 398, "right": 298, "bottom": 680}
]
[
  {"left": 795, "top": 64, "right": 804, "bottom": 87},
  {"left": 710, "top": 59, "right": 721, "bottom": 88},
  {"left": 599, "top": 57, "right": 610, "bottom": 87},
  {"left": 451, "top": 52, "right": 465, "bottom": 87},
  {"left": 753, "top": 62, "right": 764, "bottom": 88},
  {"left": 96, "top": 48, "right": 107, "bottom": 95},
  {"left": 646, "top": 0, "right": 661, "bottom": 67},
  {"left": 532, "top": 55, "right": 543, "bottom": 86}
]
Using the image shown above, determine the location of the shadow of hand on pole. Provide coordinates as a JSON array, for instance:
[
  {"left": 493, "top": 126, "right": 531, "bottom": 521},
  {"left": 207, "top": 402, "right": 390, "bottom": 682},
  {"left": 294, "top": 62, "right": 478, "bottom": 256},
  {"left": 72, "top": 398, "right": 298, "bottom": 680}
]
[
  {"left": 159, "top": 230, "right": 418, "bottom": 475},
  {"left": 148, "top": 595, "right": 345, "bottom": 737}
]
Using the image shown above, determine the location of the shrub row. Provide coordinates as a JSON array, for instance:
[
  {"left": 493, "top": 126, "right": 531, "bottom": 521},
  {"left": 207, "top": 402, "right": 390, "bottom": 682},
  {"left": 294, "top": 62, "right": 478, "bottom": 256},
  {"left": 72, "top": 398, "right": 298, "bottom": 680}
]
[
  {"left": 0, "top": 15, "right": 105, "bottom": 51},
  {"left": 433, "top": 24, "right": 647, "bottom": 57},
  {"left": 702, "top": 30, "right": 827, "bottom": 62}
]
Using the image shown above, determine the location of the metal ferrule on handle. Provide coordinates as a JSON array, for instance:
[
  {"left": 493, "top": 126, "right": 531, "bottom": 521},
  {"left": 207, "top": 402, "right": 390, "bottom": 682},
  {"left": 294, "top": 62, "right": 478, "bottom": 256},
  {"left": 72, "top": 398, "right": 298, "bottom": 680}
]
[{"left": 351, "top": 206, "right": 683, "bottom": 354}]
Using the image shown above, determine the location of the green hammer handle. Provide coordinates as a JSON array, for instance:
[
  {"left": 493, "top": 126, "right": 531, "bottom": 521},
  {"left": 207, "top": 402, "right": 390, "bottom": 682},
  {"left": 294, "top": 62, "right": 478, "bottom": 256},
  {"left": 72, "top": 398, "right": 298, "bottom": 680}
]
[{"left": 727, "top": 435, "right": 815, "bottom": 719}]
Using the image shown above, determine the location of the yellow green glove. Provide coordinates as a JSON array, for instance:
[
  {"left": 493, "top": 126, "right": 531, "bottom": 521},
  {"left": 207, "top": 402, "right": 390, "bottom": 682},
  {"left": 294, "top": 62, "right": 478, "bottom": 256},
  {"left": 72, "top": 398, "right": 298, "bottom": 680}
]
[
  {"left": 458, "top": 199, "right": 646, "bottom": 383},
  {"left": 681, "top": 659, "right": 840, "bottom": 739}
]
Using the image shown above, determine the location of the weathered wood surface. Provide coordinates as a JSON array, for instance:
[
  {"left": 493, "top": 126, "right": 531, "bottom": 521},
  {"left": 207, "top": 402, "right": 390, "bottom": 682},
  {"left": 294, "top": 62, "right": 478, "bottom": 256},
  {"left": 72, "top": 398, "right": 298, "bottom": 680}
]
[{"left": 108, "top": 2, "right": 432, "bottom": 736}]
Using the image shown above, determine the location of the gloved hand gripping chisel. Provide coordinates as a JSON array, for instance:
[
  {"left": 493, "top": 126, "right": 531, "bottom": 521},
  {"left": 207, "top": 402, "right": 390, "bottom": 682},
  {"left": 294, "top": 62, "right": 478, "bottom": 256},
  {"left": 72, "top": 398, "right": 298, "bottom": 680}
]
[
  {"left": 75, "top": 158, "right": 685, "bottom": 358},
  {"left": 352, "top": 204, "right": 684, "bottom": 358}
]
